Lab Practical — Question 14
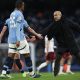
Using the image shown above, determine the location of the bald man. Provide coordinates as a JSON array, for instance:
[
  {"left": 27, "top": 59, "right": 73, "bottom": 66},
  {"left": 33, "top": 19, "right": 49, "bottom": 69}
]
[{"left": 41, "top": 11, "right": 80, "bottom": 76}]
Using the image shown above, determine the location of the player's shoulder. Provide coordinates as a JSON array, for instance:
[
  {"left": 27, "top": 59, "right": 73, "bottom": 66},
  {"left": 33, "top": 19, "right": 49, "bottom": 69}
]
[
  {"left": 23, "top": 19, "right": 27, "bottom": 24},
  {"left": 10, "top": 9, "right": 21, "bottom": 17},
  {"left": 5, "top": 18, "right": 10, "bottom": 23}
]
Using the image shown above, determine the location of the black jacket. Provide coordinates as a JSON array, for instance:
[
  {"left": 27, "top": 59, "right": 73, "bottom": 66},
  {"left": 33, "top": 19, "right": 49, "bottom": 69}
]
[{"left": 41, "top": 17, "right": 80, "bottom": 55}]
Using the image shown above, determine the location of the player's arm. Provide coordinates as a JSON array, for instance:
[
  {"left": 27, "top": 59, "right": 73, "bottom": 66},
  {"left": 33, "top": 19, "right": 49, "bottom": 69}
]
[
  {"left": 27, "top": 27, "right": 43, "bottom": 39},
  {"left": 24, "top": 20, "right": 43, "bottom": 39},
  {"left": 0, "top": 25, "right": 7, "bottom": 42},
  {"left": 0, "top": 19, "right": 8, "bottom": 41}
]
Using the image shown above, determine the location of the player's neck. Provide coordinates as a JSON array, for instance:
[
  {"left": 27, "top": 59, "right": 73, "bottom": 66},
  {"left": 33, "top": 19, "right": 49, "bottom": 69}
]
[
  {"left": 19, "top": 9, "right": 23, "bottom": 13},
  {"left": 15, "top": 8, "right": 23, "bottom": 13}
]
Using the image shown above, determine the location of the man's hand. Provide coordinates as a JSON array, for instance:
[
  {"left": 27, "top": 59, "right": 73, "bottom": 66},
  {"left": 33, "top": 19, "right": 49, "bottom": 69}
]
[
  {"left": 30, "top": 36, "right": 36, "bottom": 42},
  {"left": 27, "top": 36, "right": 36, "bottom": 42},
  {"left": 16, "top": 41, "right": 20, "bottom": 47},
  {"left": 37, "top": 34, "right": 43, "bottom": 39}
]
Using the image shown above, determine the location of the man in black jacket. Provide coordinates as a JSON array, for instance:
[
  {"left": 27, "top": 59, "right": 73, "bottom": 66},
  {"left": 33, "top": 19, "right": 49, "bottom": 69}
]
[{"left": 41, "top": 11, "right": 80, "bottom": 76}]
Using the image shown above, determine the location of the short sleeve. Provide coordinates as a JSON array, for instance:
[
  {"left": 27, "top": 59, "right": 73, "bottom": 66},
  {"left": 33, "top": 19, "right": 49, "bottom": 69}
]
[
  {"left": 23, "top": 20, "right": 29, "bottom": 28},
  {"left": 5, "top": 19, "right": 9, "bottom": 27}
]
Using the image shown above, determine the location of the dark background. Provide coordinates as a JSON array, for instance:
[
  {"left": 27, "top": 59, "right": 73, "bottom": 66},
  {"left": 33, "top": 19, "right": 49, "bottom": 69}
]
[{"left": 0, "top": 0, "right": 80, "bottom": 18}]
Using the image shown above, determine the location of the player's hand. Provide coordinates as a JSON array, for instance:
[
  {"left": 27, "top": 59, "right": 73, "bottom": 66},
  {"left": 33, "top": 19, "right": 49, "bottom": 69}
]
[
  {"left": 16, "top": 41, "right": 20, "bottom": 47},
  {"left": 27, "top": 36, "right": 36, "bottom": 42},
  {"left": 37, "top": 34, "right": 43, "bottom": 39},
  {"left": 30, "top": 36, "right": 36, "bottom": 42}
]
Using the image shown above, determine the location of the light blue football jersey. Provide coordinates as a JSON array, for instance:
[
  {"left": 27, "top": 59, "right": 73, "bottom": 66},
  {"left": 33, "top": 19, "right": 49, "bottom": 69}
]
[{"left": 6, "top": 9, "right": 29, "bottom": 43}]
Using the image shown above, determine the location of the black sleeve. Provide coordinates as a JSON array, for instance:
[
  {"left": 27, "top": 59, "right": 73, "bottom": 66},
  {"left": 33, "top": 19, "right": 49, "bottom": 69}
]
[
  {"left": 66, "top": 18, "right": 80, "bottom": 33},
  {"left": 46, "top": 24, "right": 54, "bottom": 40},
  {"left": 40, "top": 22, "right": 54, "bottom": 37},
  {"left": 47, "top": 30, "right": 53, "bottom": 40}
]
